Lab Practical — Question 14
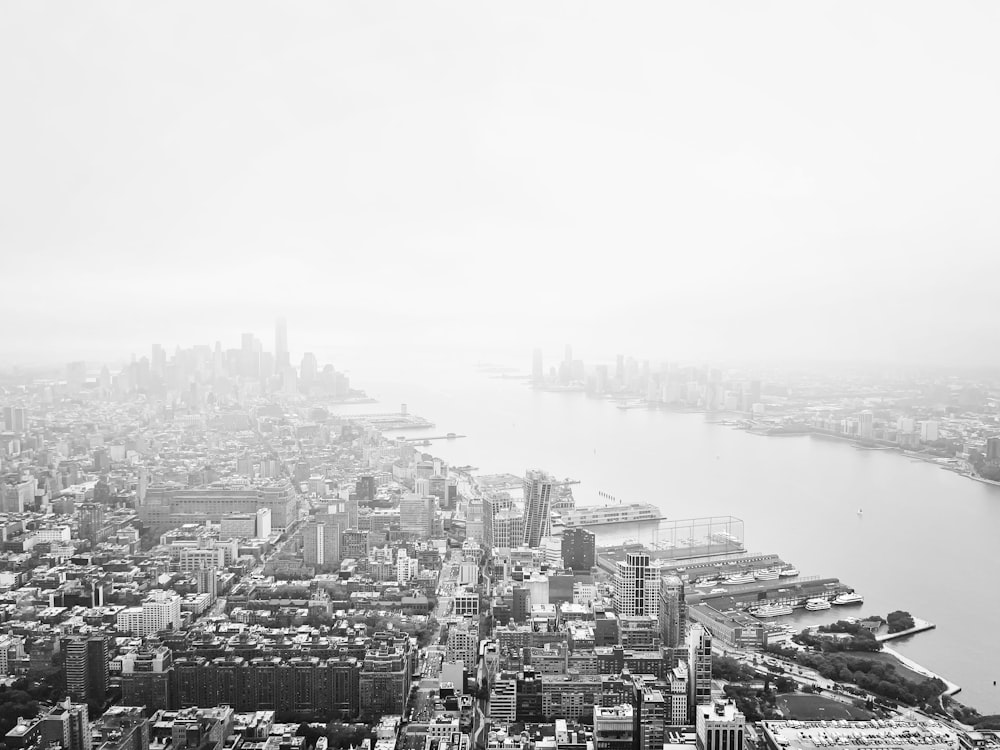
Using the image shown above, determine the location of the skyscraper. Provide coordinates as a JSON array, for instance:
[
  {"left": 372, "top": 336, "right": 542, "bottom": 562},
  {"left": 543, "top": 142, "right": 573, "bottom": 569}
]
[
  {"left": 521, "top": 469, "right": 554, "bottom": 547},
  {"left": 687, "top": 624, "right": 712, "bottom": 721},
  {"left": 561, "top": 528, "right": 595, "bottom": 571},
  {"left": 658, "top": 575, "right": 687, "bottom": 648},
  {"left": 613, "top": 552, "right": 662, "bottom": 617},
  {"left": 275, "top": 317, "right": 289, "bottom": 370},
  {"left": 399, "top": 493, "right": 435, "bottom": 537}
]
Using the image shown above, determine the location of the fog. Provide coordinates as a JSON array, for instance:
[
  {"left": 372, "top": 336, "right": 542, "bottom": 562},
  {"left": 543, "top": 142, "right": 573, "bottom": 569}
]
[{"left": 2, "top": 2, "right": 1000, "bottom": 368}]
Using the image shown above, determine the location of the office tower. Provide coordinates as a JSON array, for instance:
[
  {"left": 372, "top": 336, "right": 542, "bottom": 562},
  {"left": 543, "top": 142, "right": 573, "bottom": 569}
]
[
  {"left": 987, "top": 437, "right": 1000, "bottom": 462},
  {"left": 300, "top": 352, "right": 318, "bottom": 386},
  {"left": 303, "top": 516, "right": 344, "bottom": 570},
  {"left": 695, "top": 701, "right": 745, "bottom": 750},
  {"left": 78, "top": 503, "right": 105, "bottom": 545},
  {"left": 658, "top": 575, "right": 687, "bottom": 648},
  {"left": 615, "top": 354, "right": 624, "bottom": 384},
  {"left": 614, "top": 552, "right": 662, "bottom": 617},
  {"left": 151, "top": 344, "right": 166, "bottom": 377},
  {"left": 521, "top": 469, "right": 554, "bottom": 547},
  {"left": 66, "top": 361, "right": 87, "bottom": 392},
  {"left": 687, "top": 624, "right": 713, "bottom": 721},
  {"left": 42, "top": 699, "right": 91, "bottom": 750},
  {"left": 356, "top": 475, "right": 376, "bottom": 505},
  {"left": 859, "top": 410, "right": 874, "bottom": 440},
  {"left": 2, "top": 406, "right": 27, "bottom": 433},
  {"left": 920, "top": 420, "right": 939, "bottom": 442},
  {"left": 561, "top": 528, "right": 595, "bottom": 571},
  {"left": 532, "top": 349, "right": 544, "bottom": 383},
  {"left": 399, "top": 493, "right": 434, "bottom": 537},
  {"left": 275, "top": 317, "right": 289, "bottom": 370},
  {"left": 485, "top": 494, "right": 523, "bottom": 550}
]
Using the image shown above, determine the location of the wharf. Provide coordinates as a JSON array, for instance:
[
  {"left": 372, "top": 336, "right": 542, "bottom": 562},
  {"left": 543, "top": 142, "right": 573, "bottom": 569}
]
[
  {"left": 875, "top": 618, "right": 936, "bottom": 642},
  {"left": 687, "top": 576, "right": 850, "bottom": 611}
]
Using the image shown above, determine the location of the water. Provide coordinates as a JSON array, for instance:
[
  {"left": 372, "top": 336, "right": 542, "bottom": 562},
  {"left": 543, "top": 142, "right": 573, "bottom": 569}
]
[{"left": 330, "top": 359, "right": 1000, "bottom": 713}]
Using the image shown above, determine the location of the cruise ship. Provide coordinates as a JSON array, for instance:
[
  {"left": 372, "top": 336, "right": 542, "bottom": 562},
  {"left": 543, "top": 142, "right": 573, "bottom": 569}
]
[
  {"left": 754, "top": 568, "right": 780, "bottom": 580},
  {"left": 833, "top": 591, "right": 864, "bottom": 605},
  {"left": 751, "top": 603, "right": 794, "bottom": 618},
  {"left": 722, "top": 572, "right": 756, "bottom": 585},
  {"left": 805, "top": 597, "right": 832, "bottom": 611},
  {"left": 554, "top": 503, "right": 663, "bottom": 528},
  {"left": 779, "top": 567, "right": 800, "bottom": 577}
]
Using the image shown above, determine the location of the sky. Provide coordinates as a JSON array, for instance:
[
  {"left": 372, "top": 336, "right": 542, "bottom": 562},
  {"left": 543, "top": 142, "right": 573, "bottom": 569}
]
[{"left": 2, "top": 2, "right": 1000, "bottom": 370}]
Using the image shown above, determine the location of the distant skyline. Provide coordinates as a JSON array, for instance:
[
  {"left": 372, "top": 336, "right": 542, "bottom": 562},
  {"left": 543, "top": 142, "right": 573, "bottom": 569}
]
[{"left": 3, "top": 2, "right": 1000, "bottom": 368}]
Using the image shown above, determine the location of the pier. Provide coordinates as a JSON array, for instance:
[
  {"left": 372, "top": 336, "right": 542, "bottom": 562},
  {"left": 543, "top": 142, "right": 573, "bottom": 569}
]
[
  {"left": 875, "top": 617, "right": 936, "bottom": 642},
  {"left": 398, "top": 434, "right": 468, "bottom": 442}
]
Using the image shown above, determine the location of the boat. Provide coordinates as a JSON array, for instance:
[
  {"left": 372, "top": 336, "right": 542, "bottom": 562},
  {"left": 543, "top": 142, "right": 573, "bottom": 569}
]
[
  {"left": 556, "top": 502, "right": 663, "bottom": 528},
  {"left": 709, "top": 587, "right": 727, "bottom": 594},
  {"left": 751, "top": 603, "right": 794, "bottom": 618},
  {"left": 693, "top": 579, "right": 720, "bottom": 588},
  {"left": 805, "top": 598, "right": 832, "bottom": 611},
  {"left": 723, "top": 572, "right": 756, "bottom": 585},
  {"left": 754, "top": 568, "right": 780, "bottom": 580},
  {"left": 833, "top": 592, "right": 864, "bottom": 605},
  {"left": 779, "top": 567, "right": 800, "bottom": 577}
]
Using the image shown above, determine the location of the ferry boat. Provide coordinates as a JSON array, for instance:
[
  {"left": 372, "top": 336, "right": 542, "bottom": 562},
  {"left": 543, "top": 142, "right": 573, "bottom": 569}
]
[
  {"left": 723, "top": 572, "right": 756, "bottom": 585},
  {"left": 555, "top": 502, "right": 663, "bottom": 528},
  {"left": 751, "top": 603, "right": 794, "bottom": 618},
  {"left": 832, "top": 592, "right": 864, "bottom": 605},
  {"left": 754, "top": 568, "right": 780, "bottom": 580},
  {"left": 805, "top": 597, "right": 832, "bottom": 611},
  {"left": 779, "top": 567, "right": 800, "bottom": 577}
]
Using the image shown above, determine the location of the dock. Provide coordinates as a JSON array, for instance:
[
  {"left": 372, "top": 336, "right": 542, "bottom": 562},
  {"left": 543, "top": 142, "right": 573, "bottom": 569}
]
[
  {"left": 398, "top": 434, "right": 467, "bottom": 442},
  {"left": 875, "top": 617, "right": 936, "bottom": 642}
]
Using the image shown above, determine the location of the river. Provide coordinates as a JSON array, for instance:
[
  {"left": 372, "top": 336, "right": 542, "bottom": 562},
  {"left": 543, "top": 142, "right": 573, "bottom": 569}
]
[{"left": 326, "top": 358, "right": 1000, "bottom": 714}]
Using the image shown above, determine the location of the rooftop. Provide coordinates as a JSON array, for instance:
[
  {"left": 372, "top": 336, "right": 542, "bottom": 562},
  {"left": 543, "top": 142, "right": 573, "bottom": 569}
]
[{"left": 761, "top": 720, "right": 957, "bottom": 750}]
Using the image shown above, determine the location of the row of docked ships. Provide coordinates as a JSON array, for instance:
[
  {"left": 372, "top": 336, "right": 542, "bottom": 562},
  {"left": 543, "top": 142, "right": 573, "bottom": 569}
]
[
  {"left": 692, "top": 567, "right": 864, "bottom": 618},
  {"left": 750, "top": 592, "right": 865, "bottom": 618}
]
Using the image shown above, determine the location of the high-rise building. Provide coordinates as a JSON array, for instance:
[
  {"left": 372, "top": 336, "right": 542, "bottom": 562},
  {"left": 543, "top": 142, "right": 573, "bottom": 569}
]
[
  {"left": 532, "top": 349, "right": 544, "bottom": 384},
  {"left": 695, "top": 700, "right": 745, "bottom": 750},
  {"left": 78, "top": 503, "right": 106, "bottom": 545},
  {"left": 359, "top": 635, "right": 413, "bottom": 717},
  {"left": 687, "top": 624, "right": 713, "bottom": 721},
  {"left": 658, "top": 575, "right": 687, "bottom": 648},
  {"left": 41, "top": 699, "right": 91, "bottom": 750},
  {"left": 275, "top": 317, "right": 289, "bottom": 371},
  {"left": 489, "top": 672, "right": 517, "bottom": 722},
  {"left": 988, "top": 437, "right": 1000, "bottom": 462},
  {"left": 63, "top": 635, "right": 109, "bottom": 705},
  {"left": 303, "top": 515, "right": 344, "bottom": 571},
  {"left": 614, "top": 553, "right": 662, "bottom": 617},
  {"left": 561, "top": 528, "right": 595, "bottom": 571},
  {"left": 633, "top": 680, "right": 667, "bottom": 750},
  {"left": 445, "top": 619, "right": 479, "bottom": 672},
  {"left": 859, "top": 410, "right": 874, "bottom": 441},
  {"left": 300, "top": 352, "right": 318, "bottom": 386},
  {"left": 522, "top": 469, "right": 554, "bottom": 547},
  {"left": 399, "top": 493, "right": 434, "bottom": 537},
  {"left": 121, "top": 647, "right": 174, "bottom": 711},
  {"left": 920, "top": 420, "right": 939, "bottom": 442}
]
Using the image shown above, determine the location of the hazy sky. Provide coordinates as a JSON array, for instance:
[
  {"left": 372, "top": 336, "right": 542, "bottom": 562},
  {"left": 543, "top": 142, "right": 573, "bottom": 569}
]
[{"left": 2, "top": 2, "right": 1000, "bottom": 368}]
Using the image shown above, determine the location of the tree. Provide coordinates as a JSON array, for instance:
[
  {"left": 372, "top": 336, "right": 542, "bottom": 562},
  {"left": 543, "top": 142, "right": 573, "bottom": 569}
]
[{"left": 886, "top": 611, "right": 915, "bottom": 634}]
